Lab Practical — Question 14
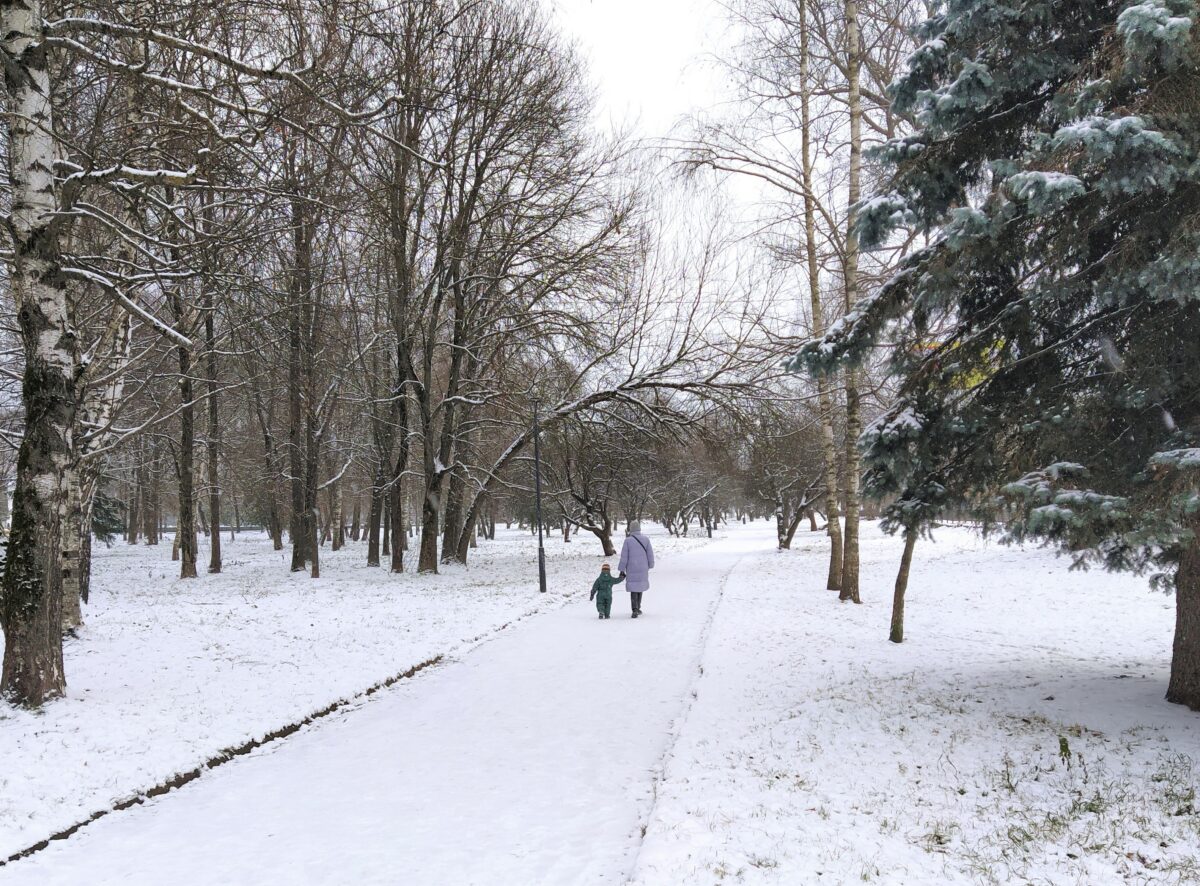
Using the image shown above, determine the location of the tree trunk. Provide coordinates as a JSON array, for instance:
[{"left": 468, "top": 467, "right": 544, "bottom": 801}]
[
  {"left": 287, "top": 197, "right": 310, "bottom": 573},
  {"left": 839, "top": 0, "right": 864, "bottom": 605},
  {"left": 309, "top": 507, "right": 320, "bottom": 579},
  {"left": 205, "top": 283, "right": 222, "bottom": 574},
  {"left": 367, "top": 466, "right": 384, "bottom": 567},
  {"left": 390, "top": 400, "right": 408, "bottom": 572},
  {"left": 889, "top": 530, "right": 918, "bottom": 644},
  {"left": 62, "top": 28, "right": 141, "bottom": 627},
  {"left": 177, "top": 346, "right": 199, "bottom": 579},
  {"left": 269, "top": 509, "right": 283, "bottom": 550},
  {"left": 418, "top": 479, "right": 440, "bottom": 573},
  {"left": 455, "top": 510, "right": 478, "bottom": 562},
  {"left": 784, "top": 505, "right": 806, "bottom": 549},
  {"left": 79, "top": 486, "right": 95, "bottom": 606},
  {"left": 382, "top": 496, "right": 391, "bottom": 557},
  {"left": 798, "top": 0, "right": 844, "bottom": 592},
  {"left": 350, "top": 495, "right": 362, "bottom": 541},
  {"left": 127, "top": 465, "right": 142, "bottom": 545},
  {"left": 331, "top": 471, "right": 344, "bottom": 552},
  {"left": 389, "top": 473, "right": 405, "bottom": 573},
  {"left": 60, "top": 471, "right": 83, "bottom": 632},
  {"left": 440, "top": 466, "right": 465, "bottom": 564},
  {"left": 0, "top": 0, "right": 74, "bottom": 703},
  {"left": 1167, "top": 523, "right": 1200, "bottom": 710},
  {"left": 145, "top": 457, "right": 160, "bottom": 545},
  {"left": 592, "top": 525, "right": 616, "bottom": 557}
]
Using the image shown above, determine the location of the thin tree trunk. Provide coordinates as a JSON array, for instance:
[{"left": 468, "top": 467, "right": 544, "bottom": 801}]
[
  {"left": 79, "top": 479, "right": 95, "bottom": 605},
  {"left": 302, "top": 339, "right": 320, "bottom": 573},
  {"left": 800, "top": 0, "right": 843, "bottom": 592},
  {"left": 309, "top": 507, "right": 320, "bottom": 579},
  {"left": 331, "top": 469, "right": 344, "bottom": 552},
  {"left": 889, "top": 530, "right": 918, "bottom": 644},
  {"left": 382, "top": 495, "right": 391, "bottom": 557},
  {"left": 145, "top": 455, "right": 160, "bottom": 545},
  {"left": 162, "top": 181, "right": 199, "bottom": 582},
  {"left": 806, "top": 57, "right": 844, "bottom": 593},
  {"left": 61, "top": 29, "right": 139, "bottom": 626},
  {"left": 367, "top": 465, "right": 384, "bottom": 567},
  {"left": 840, "top": 0, "right": 864, "bottom": 605},
  {"left": 350, "top": 495, "right": 362, "bottom": 541},
  {"left": 205, "top": 266, "right": 222, "bottom": 574},
  {"left": 177, "top": 345, "right": 199, "bottom": 579},
  {"left": 389, "top": 478, "right": 404, "bottom": 571},
  {"left": 128, "top": 463, "right": 142, "bottom": 545},
  {"left": 251, "top": 389, "right": 282, "bottom": 551},
  {"left": 287, "top": 194, "right": 310, "bottom": 572},
  {"left": 390, "top": 399, "right": 408, "bottom": 572},
  {"left": 60, "top": 472, "right": 83, "bottom": 632}
]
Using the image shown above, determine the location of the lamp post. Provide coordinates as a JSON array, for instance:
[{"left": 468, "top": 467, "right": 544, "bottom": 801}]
[{"left": 533, "top": 399, "right": 547, "bottom": 593}]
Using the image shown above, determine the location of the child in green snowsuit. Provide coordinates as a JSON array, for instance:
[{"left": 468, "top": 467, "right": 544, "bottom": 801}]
[{"left": 590, "top": 564, "right": 624, "bottom": 619}]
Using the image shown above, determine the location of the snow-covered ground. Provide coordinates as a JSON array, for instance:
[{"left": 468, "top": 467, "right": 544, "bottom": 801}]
[
  {"left": 2, "top": 525, "right": 746, "bottom": 884},
  {"left": 3, "top": 520, "right": 1197, "bottom": 885},
  {"left": 632, "top": 524, "right": 1200, "bottom": 886},
  {"left": 0, "top": 525, "right": 707, "bottom": 863}
]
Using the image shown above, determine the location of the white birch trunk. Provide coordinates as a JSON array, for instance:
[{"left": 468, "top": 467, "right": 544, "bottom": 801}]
[
  {"left": 0, "top": 0, "right": 76, "bottom": 704},
  {"left": 799, "top": 0, "right": 844, "bottom": 591}
]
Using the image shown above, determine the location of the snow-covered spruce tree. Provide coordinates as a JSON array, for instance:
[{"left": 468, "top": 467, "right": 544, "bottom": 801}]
[{"left": 795, "top": 0, "right": 1200, "bottom": 709}]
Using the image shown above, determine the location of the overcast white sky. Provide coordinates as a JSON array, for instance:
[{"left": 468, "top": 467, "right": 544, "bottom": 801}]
[{"left": 551, "top": 0, "right": 732, "bottom": 139}]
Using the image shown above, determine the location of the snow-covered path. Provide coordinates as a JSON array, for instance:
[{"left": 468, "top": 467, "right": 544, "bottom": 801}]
[{"left": 3, "top": 530, "right": 765, "bottom": 886}]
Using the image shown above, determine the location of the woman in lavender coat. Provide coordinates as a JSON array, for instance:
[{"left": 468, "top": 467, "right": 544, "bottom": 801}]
[{"left": 617, "top": 521, "right": 655, "bottom": 618}]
